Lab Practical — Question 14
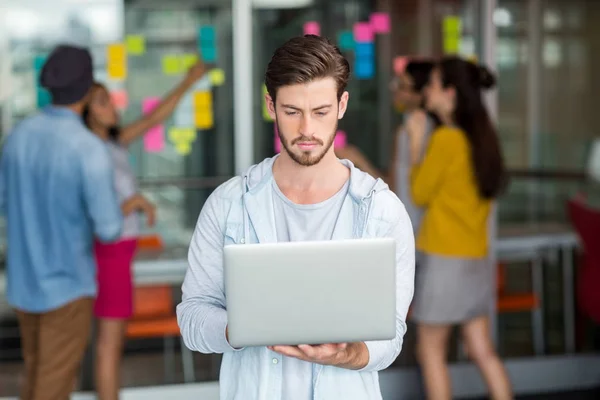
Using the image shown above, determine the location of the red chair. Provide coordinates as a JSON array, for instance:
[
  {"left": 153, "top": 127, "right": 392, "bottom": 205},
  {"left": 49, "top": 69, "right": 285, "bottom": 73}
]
[{"left": 567, "top": 198, "right": 600, "bottom": 325}]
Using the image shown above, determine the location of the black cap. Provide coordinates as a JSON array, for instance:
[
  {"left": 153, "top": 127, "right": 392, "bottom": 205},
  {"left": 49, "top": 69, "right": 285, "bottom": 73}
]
[{"left": 40, "top": 45, "right": 94, "bottom": 105}]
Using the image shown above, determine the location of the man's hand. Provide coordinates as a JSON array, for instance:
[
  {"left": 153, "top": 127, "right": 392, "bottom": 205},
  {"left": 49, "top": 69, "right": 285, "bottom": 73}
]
[{"left": 268, "top": 342, "right": 369, "bottom": 370}]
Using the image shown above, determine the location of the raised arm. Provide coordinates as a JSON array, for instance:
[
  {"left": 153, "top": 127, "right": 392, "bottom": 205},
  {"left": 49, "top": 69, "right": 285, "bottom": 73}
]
[{"left": 118, "top": 61, "right": 208, "bottom": 146}]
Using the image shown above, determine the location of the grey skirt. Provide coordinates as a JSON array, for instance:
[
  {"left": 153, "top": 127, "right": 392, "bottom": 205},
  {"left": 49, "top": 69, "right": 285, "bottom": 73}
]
[{"left": 410, "top": 252, "right": 493, "bottom": 325}]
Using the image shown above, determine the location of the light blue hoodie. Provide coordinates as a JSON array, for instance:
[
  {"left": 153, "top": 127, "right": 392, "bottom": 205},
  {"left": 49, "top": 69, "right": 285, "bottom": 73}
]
[{"left": 177, "top": 156, "right": 415, "bottom": 400}]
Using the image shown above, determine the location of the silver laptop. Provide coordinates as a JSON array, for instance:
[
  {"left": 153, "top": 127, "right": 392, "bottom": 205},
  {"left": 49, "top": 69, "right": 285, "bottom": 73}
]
[{"left": 224, "top": 238, "right": 396, "bottom": 348}]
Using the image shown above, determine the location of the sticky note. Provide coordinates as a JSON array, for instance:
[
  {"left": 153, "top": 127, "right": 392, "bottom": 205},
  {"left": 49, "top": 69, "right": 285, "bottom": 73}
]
[
  {"left": 355, "top": 42, "right": 375, "bottom": 58},
  {"left": 200, "top": 46, "right": 218, "bottom": 63},
  {"left": 443, "top": 16, "right": 462, "bottom": 54},
  {"left": 303, "top": 21, "right": 320, "bottom": 36},
  {"left": 37, "top": 89, "right": 51, "bottom": 108},
  {"left": 175, "top": 141, "right": 192, "bottom": 156},
  {"left": 198, "top": 26, "right": 216, "bottom": 43},
  {"left": 33, "top": 55, "right": 46, "bottom": 73},
  {"left": 163, "top": 55, "right": 182, "bottom": 75},
  {"left": 334, "top": 130, "right": 347, "bottom": 149},
  {"left": 209, "top": 68, "right": 225, "bottom": 86},
  {"left": 193, "top": 91, "right": 213, "bottom": 110},
  {"left": 370, "top": 12, "right": 391, "bottom": 34},
  {"left": 144, "top": 126, "right": 165, "bottom": 153},
  {"left": 262, "top": 84, "right": 273, "bottom": 121},
  {"left": 355, "top": 59, "right": 375, "bottom": 79},
  {"left": 353, "top": 22, "right": 374, "bottom": 43},
  {"left": 443, "top": 36, "right": 460, "bottom": 54},
  {"left": 110, "top": 90, "right": 129, "bottom": 110},
  {"left": 142, "top": 97, "right": 161, "bottom": 114},
  {"left": 168, "top": 127, "right": 196, "bottom": 143},
  {"left": 337, "top": 31, "right": 355, "bottom": 51},
  {"left": 195, "top": 110, "right": 214, "bottom": 129},
  {"left": 126, "top": 35, "right": 146, "bottom": 55},
  {"left": 107, "top": 44, "right": 126, "bottom": 63},
  {"left": 107, "top": 63, "right": 127, "bottom": 80},
  {"left": 393, "top": 56, "right": 409, "bottom": 75},
  {"left": 182, "top": 54, "right": 199, "bottom": 71},
  {"left": 443, "top": 16, "right": 462, "bottom": 35}
]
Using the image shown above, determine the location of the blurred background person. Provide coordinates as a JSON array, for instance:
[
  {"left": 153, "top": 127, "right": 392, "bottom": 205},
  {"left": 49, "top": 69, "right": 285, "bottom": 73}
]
[
  {"left": 83, "top": 61, "right": 208, "bottom": 400},
  {"left": 336, "top": 59, "right": 434, "bottom": 232},
  {"left": 408, "top": 57, "right": 512, "bottom": 400},
  {"left": 0, "top": 45, "right": 123, "bottom": 400}
]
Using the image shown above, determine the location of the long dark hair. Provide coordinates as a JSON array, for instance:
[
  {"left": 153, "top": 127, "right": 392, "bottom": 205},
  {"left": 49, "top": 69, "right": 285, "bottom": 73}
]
[
  {"left": 438, "top": 56, "right": 507, "bottom": 199},
  {"left": 82, "top": 82, "right": 120, "bottom": 141}
]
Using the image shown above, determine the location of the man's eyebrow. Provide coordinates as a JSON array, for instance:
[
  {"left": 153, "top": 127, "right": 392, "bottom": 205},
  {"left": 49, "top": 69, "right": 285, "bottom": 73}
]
[{"left": 280, "top": 104, "right": 333, "bottom": 111}]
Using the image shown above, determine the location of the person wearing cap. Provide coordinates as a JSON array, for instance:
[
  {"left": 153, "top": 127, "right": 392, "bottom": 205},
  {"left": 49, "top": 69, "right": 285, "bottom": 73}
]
[{"left": 0, "top": 45, "right": 123, "bottom": 399}]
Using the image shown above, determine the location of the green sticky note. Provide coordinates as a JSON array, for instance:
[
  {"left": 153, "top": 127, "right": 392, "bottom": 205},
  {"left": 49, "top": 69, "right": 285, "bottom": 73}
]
[
  {"left": 163, "top": 55, "right": 182, "bottom": 75},
  {"left": 182, "top": 54, "right": 199, "bottom": 71},
  {"left": 443, "top": 16, "right": 462, "bottom": 35},
  {"left": 337, "top": 31, "right": 355, "bottom": 51},
  {"left": 209, "top": 68, "right": 225, "bottom": 86},
  {"left": 126, "top": 35, "right": 146, "bottom": 55}
]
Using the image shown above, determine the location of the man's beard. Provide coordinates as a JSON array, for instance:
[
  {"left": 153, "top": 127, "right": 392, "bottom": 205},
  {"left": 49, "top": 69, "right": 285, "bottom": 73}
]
[{"left": 277, "top": 121, "right": 337, "bottom": 167}]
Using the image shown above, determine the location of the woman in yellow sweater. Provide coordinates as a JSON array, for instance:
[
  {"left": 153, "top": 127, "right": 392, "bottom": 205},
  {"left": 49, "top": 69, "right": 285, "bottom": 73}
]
[{"left": 408, "top": 57, "right": 512, "bottom": 400}]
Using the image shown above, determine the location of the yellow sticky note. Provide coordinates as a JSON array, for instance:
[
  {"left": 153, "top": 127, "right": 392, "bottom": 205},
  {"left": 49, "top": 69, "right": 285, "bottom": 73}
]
[
  {"left": 195, "top": 110, "right": 214, "bottom": 129},
  {"left": 168, "top": 127, "right": 196, "bottom": 143},
  {"left": 209, "top": 69, "right": 225, "bottom": 86},
  {"left": 443, "top": 16, "right": 462, "bottom": 35},
  {"left": 126, "top": 35, "right": 146, "bottom": 55},
  {"left": 107, "top": 44, "right": 126, "bottom": 63},
  {"left": 193, "top": 91, "right": 213, "bottom": 110},
  {"left": 443, "top": 36, "right": 460, "bottom": 55},
  {"left": 163, "top": 55, "right": 182, "bottom": 75},
  {"left": 175, "top": 141, "right": 192, "bottom": 155},
  {"left": 107, "top": 63, "right": 127, "bottom": 80},
  {"left": 182, "top": 54, "right": 199, "bottom": 71},
  {"left": 262, "top": 84, "right": 273, "bottom": 121}
]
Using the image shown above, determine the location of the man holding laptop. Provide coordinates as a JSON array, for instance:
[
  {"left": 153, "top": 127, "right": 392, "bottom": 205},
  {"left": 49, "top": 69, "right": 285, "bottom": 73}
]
[{"left": 177, "top": 35, "right": 415, "bottom": 399}]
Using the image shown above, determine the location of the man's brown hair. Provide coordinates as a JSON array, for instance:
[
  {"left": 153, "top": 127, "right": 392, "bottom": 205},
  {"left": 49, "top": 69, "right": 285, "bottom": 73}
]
[{"left": 265, "top": 35, "right": 350, "bottom": 103}]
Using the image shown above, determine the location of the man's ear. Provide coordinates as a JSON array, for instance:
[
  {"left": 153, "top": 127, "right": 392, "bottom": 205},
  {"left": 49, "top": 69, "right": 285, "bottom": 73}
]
[
  {"left": 266, "top": 93, "right": 276, "bottom": 120},
  {"left": 337, "top": 91, "right": 349, "bottom": 119}
]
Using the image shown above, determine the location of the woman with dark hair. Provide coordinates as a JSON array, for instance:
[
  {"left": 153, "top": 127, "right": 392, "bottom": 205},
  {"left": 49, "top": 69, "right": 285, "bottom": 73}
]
[
  {"left": 83, "top": 61, "right": 207, "bottom": 400},
  {"left": 336, "top": 59, "right": 435, "bottom": 231},
  {"left": 408, "top": 56, "right": 511, "bottom": 399}
]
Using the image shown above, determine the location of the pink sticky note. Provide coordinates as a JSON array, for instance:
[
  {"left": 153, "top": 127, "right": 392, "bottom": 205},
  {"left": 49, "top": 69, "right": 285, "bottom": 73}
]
[
  {"left": 274, "top": 124, "right": 281, "bottom": 153},
  {"left": 353, "top": 22, "right": 374, "bottom": 43},
  {"left": 303, "top": 21, "right": 320, "bottom": 36},
  {"left": 370, "top": 12, "right": 391, "bottom": 34},
  {"left": 334, "top": 130, "right": 347, "bottom": 149},
  {"left": 144, "top": 125, "right": 165, "bottom": 153},
  {"left": 110, "top": 90, "right": 128, "bottom": 110},
  {"left": 142, "top": 97, "right": 161, "bottom": 114},
  {"left": 393, "top": 56, "right": 409, "bottom": 75}
]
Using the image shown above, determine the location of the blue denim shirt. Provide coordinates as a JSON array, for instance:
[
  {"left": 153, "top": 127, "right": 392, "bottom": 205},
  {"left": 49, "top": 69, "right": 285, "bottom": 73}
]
[
  {"left": 177, "top": 156, "right": 415, "bottom": 400},
  {"left": 0, "top": 106, "right": 122, "bottom": 313}
]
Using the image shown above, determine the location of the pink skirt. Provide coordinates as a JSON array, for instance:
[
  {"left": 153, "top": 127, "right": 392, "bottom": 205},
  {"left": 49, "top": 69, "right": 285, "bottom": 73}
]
[{"left": 94, "top": 239, "right": 138, "bottom": 319}]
